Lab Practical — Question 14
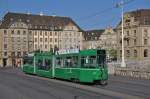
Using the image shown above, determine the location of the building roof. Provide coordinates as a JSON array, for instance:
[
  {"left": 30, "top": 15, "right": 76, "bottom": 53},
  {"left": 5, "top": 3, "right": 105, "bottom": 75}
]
[
  {"left": 83, "top": 29, "right": 105, "bottom": 41},
  {"left": 116, "top": 9, "right": 150, "bottom": 27},
  {"left": 0, "top": 12, "right": 82, "bottom": 31},
  {"left": 130, "top": 9, "right": 150, "bottom": 25}
]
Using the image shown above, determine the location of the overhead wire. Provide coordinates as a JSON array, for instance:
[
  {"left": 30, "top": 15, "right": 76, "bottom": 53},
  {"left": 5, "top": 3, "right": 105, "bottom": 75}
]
[{"left": 77, "top": 0, "right": 136, "bottom": 29}]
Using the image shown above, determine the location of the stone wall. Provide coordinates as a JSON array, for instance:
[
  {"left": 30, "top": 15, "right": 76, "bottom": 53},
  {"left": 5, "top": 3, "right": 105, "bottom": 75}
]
[{"left": 107, "top": 60, "right": 150, "bottom": 79}]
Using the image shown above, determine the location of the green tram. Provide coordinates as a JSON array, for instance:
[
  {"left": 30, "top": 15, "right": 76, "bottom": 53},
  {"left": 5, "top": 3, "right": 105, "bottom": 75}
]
[{"left": 22, "top": 49, "right": 108, "bottom": 85}]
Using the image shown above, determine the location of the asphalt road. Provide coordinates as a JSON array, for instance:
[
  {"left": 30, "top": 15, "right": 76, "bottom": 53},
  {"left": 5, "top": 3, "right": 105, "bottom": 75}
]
[{"left": 0, "top": 68, "right": 150, "bottom": 99}]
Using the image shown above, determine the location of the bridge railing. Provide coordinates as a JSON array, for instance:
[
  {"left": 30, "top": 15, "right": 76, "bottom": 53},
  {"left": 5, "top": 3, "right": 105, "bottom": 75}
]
[
  {"left": 107, "top": 61, "right": 150, "bottom": 79},
  {"left": 114, "top": 67, "right": 150, "bottom": 79}
]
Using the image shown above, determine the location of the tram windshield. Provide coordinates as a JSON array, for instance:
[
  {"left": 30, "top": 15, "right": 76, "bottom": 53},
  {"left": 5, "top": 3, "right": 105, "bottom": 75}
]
[
  {"left": 97, "top": 50, "right": 106, "bottom": 67},
  {"left": 81, "top": 56, "right": 97, "bottom": 68}
]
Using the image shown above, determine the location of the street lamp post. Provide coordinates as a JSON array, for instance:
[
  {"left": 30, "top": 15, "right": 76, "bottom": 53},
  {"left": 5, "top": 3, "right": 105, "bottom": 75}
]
[{"left": 120, "top": 0, "right": 126, "bottom": 67}]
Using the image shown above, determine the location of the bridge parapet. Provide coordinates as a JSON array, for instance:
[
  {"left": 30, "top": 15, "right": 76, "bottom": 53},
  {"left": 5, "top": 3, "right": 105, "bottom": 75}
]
[{"left": 114, "top": 67, "right": 150, "bottom": 79}]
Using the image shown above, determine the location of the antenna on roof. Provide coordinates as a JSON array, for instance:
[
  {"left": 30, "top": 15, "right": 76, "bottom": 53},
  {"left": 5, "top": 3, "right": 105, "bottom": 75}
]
[{"left": 40, "top": 12, "right": 43, "bottom": 16}]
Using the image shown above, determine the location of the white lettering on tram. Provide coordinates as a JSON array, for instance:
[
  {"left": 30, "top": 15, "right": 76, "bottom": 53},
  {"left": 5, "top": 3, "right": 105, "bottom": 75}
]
[{"left": 56, "top": 49, "right": 79, "bottom": 55}]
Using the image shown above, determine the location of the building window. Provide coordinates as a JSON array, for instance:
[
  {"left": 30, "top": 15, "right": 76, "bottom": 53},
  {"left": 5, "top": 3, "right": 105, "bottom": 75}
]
[
  {"left": 35, "top": 26, "right": 37, "bottom": 29},
  {"left": 11, "top": 52, "right": 15, "bottom": 57},
  {"left": 45, "top": 38, "right": 48, "bottom": 42},
  {"left": 55, "top": 32, "right": 57, "bottom": 36},
  {"left": 45, "top": 45, "right": 47, "bottom": 49},
  {"left": 120, "top": 40, "right": 122, "bottom": 46},
  {"left": 23, "top": 31, "right": 26, "bottom": 35},
  {"left": 120, "top": 32, "right": 122, "bottom": 36},
  {"left": 4, "top": 52, "right": 7, "bottom": 56},
  {"left": 55, "top": 38, "right": 57, "bottom": 42},
  {"left": 50, "top": 38, "right": 52, "bottom": 42},
  {"left": 40, "top": 31, "right": 42, "bottom": 36},
  {"left": 126, "top": 50, "right": 130, "bottom": 57},
  {"left": 4, "top": 44, "right": 7, "bottom": 50},
  {"left": 17, "top": 30, "right": 20, "bottom": 35},
  {"left": 144, "top": 39, "right": 148, "bottom": 45},
  {"left": 45, "top": 32, "right": 47, "bottom": 36},
  {"left": 35, "top": 31, "right": 37, "bottom": 36},
  {"left": 40, "top": 26, "right": 42, "bottom": 29},
  {"left": 134, "top": 50, "right": 137, "bottom": 57},
  {"left": 29, "top": 31, "right": 32, "bottom": 35},
  {"left": 127, "top": 39, "right": 129, "bottom": 46},
  {"left": 144, "top": 49, "right": 148, "bottom": 57},
  {"left": 35, "top": 38, "right": 37, "bottom": 42},
  {"left": 144, "top": 29, "right": 148, "bottom": 33},
  {"left": 50, "top": 32, "right": 52, "bottom": 36},
  {"left": 134, "top": 39, "right": 136, "bottom": 45},
  {"left": 4, "top": 30, "right": 7, "bottom": 35},
  {"left": 134, "top": 18, "right": 137, "bottom": 22},
  {"left": 17, "top": 52, "right": 21, "bottom": 57},
  {"left": 11, "top": 30, "right": 14, "bottom": 35},
  {"left": 40, "top": 38, "right": 42, "bottom": 42},
  {"left": 134, "top": 30, "right": 136, "bottom": 36}
]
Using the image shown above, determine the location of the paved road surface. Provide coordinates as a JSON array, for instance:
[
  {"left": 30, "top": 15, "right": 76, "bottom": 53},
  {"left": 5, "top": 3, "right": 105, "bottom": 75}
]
[{"left": 0, "top": 68, "right": 150, "bottom": 99}]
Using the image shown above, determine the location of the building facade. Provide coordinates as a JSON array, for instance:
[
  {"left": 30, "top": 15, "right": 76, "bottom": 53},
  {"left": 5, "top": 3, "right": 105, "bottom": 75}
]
[
  {"left": 83, "top": 27, "right": 117, "bottom": 59},
  {"left": 116, "top": 9, "right": 150, "bottom": 61},
  {"left": 83, "top": 27, "right": 117, "bottom": 50},
  {"left": 0, "top": 12, "right": 82, "bottom": 67}
]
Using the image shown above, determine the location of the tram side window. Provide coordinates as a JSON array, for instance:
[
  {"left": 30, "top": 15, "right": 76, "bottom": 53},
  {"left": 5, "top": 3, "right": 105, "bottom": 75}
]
[
  {"left": 64, "top": 57, "right": 72, "bottom": 67},
  {"left": 37, "top": 59, "right": 42, "bottom": 69},
  {"left": 44, "top": 59, "right": 52, "bottom": 70},
  {"left": 81, "top": 56, "right": 97, "bottom": 68},
  {"left": 56, "top": 57, "right": 63, "bottom": 67},
  {"left": 72, "top": 56, "right": 78, "bottom": 67},
  {"left": 64, "top": 56, "right": 78, "bottom": 68},
  {"left": 37, "top": 59, "right": 51, "bottom": 70}
]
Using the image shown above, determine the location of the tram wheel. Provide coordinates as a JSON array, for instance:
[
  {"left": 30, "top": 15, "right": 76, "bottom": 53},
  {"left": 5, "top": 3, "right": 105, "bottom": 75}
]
[{"left": 99, "top": 80, "right": 108, "bottom": 86}]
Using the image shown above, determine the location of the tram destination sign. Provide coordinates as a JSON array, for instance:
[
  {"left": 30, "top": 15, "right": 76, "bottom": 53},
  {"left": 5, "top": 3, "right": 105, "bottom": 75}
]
[{"left": 56, "top": 49, "right": 79, "bottom": 55}]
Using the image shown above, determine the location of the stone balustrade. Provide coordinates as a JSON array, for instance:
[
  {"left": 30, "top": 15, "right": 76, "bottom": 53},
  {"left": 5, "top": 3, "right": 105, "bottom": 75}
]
[{"left": 114, "top": 67, "right": 150, "bottom": 79}]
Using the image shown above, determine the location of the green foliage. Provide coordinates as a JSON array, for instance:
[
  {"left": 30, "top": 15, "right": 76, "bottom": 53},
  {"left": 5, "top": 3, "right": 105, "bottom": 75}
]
[{"left": 108, "top": 49, "right": 117, "bottom": 61}]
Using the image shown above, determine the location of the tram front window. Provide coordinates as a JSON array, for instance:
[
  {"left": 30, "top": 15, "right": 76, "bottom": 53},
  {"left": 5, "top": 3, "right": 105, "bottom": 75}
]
[
  {"left": 81, "top": 56, "right": 97, "bottom": 68},
  {"left": 97, "top": 50, "right": 106, "bottom": 67}
]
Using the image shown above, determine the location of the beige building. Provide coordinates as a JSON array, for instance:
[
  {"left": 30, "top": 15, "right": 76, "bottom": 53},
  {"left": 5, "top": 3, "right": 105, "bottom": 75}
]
[
  {"left": 116, "top": 9, "right": 150, "bottom": 61},
  {"left": 83, "top": 27, "right": 117, "bottom": 59},
  {"left": 83, "top": 27, "right": 117, "bottom": 50},
  {"left": 0, "top": 12, "right": 82, "bottom": 67}
]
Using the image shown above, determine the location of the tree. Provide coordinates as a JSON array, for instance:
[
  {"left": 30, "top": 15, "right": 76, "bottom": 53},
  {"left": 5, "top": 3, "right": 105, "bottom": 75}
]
[{"left": 108, "top": 49, "right": 117, "bottom": 61}]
